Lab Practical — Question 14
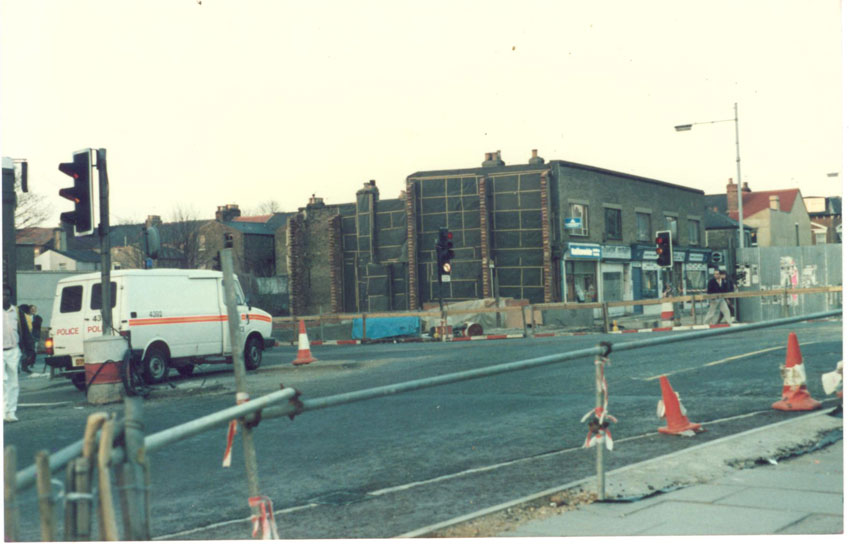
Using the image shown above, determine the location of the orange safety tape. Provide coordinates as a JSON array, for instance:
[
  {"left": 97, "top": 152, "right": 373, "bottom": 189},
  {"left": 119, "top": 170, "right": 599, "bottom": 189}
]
[
  {"left": 249, "top": 496, "right": 279, "bottom": 539},
  {"left": 222, "top": 392, "right": 251, "bottom": 468}
]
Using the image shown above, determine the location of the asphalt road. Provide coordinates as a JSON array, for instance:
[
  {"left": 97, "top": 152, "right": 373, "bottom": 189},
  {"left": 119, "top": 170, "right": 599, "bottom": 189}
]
[{"left": 3, "top": 318, "right": 843, "bottom": 540}]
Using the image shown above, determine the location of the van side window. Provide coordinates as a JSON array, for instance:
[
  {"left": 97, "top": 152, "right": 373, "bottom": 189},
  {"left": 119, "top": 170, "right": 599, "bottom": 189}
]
[
  {"left": 60, "top": 286, "right": 83, "bottom": 313},
  {"left": 90, "top": 282, "right": 118, "bottom": 310}
]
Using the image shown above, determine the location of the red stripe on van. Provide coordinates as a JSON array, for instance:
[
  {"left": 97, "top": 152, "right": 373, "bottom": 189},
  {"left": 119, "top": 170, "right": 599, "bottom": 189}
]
[{"left": 129, "top": 315, "right": 228, "bottom": 326}]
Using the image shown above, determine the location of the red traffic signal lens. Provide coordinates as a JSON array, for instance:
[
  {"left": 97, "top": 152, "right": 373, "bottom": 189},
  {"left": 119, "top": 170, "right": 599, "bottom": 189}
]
[{"left": 446, "top": 231, "right": 453, "bottom": 239}]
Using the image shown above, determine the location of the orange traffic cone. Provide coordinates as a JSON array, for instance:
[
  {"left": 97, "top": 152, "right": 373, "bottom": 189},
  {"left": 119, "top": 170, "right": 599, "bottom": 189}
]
[
  {"left": 772, "top": 332, "right": 821, "bottom": 411},
  {"left": 292, "top": 320, "right": 317, "bottom": 365},
  {"left": 658, "top": 375, "right": 703, "bottom": 435}
]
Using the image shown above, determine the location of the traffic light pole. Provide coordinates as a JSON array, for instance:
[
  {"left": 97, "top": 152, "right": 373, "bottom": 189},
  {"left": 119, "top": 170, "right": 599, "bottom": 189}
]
[{"left": 96, "top": 149, "right": 112, "bottom": 335}]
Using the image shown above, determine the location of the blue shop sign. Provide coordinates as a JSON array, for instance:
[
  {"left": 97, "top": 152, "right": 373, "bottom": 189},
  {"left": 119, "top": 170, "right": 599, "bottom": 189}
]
[
  {"left": 564, "top": 217, "right": 583, "bottom": 230},
  {"left": 568, "top": 242, "right": 601, "bottom": 259}
]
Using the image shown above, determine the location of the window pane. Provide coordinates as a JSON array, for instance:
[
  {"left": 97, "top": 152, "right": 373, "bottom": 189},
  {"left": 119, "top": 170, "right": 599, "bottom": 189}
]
[
  {"left": 90, "top": 282, "right": 118, "bottom": 310},
  {"left": 568, "top": 203, "right": 588, "bottom": 236},
  {"left": 666, "top": 216, "right": 678, "bottom": 241},
  {"left": 60, "top": 286, "right": 83, "bottom": 313},
  {"left": 604, "top": 208, "right": 622, "bottom": 240},
  {"left": 636, "top": 213, "right": 651, "bottom": 241},
  {"left": 688, "top": 220, "right": 699, "bottom": 245}
]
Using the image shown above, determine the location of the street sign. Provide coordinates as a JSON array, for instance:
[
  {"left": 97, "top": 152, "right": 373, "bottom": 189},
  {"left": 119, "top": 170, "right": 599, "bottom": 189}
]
[{"left": 564, "top": 217, "right": 582, "bottom": 229}]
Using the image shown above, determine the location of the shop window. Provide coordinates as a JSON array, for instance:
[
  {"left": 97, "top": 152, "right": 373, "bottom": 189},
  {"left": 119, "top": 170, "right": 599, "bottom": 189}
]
[
  {"left": 566, "top": 261, "right": 597, "bottom": 302},
  {"left": 685, "top": 269, "right": 707, "bottom": 293},
  {"left": 568, "top": 203, "right": 589, "bottom": 237},
  {"left": 636, "top": 212, "right": 651, "bottom": 241},
  {"left": 688, "top": 220, "right": 699, "bottom": 245},
  {"left": 641, "top": 269, "right": 658, "bottom": 299},
  {"left": 602, "top": 271, "right": 623, "bottom": 301},
  {"left": 604, "top": 208, "right": 622, "bottom": 240}
]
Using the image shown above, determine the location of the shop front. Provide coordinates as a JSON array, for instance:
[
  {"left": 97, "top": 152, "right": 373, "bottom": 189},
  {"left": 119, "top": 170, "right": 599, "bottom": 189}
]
[
  {"left": 601, "top": 244, "right": 631, "bottom": 317},
  {"left": 684, "top": 249, "right": 711, "bottom": 294},
  {"left": 562, "top": 242, "right": 600, "bottom": 304}
]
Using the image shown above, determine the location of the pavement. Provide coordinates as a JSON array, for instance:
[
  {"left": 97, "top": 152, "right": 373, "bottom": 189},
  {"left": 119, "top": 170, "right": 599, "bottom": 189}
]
[{"left": 497, "top": 409, "right": 845, "bottom": 538}]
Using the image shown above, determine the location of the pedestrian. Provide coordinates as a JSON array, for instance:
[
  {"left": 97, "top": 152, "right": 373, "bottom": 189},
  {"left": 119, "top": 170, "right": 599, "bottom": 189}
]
[
  {"left": 16, "top": 304, "right": 36, "bottom": 373},
  {"left": 4, "top": 285, "right": 34, "bottom": 422},
  {"left": 703, "top": 269, "right": 734, "bottom": 325},
  {"left": 28, "top": 304, "right": 42, "bottom": 353},
  {"left": 720, "top": 270, "right": 737, "bottom": 322}
]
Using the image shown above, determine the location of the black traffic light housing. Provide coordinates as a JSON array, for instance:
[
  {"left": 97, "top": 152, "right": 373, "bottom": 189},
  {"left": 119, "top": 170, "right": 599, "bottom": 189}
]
[
  {"left": 655, "top": 230, "right": 672, "bottom": 268},
  {"left": 58, "top": 149, "right": 95, "bottom": 236},
  {"left": 436, "top": 227, "right": 455, "bottom": 281}
]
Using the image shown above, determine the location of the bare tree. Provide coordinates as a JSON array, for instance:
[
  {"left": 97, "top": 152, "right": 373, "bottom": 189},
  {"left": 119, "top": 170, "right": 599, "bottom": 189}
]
[
  {"left": 253, "top": 199, "right": 281, "bottom": 215},
  {"left": 14, "top": 179, "right": 53, "bottom": 229},
  {"left": 164, "top": 204, "right": 204, "bottom": 269}
]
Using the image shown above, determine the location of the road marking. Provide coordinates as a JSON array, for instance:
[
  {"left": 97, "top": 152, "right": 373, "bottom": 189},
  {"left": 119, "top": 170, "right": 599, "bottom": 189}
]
[
  {"left": 640, "top": 341, "right": 817, "bottom": 381},
  {"left": 18, "top": 401, "right": 73, "bottom": 407},
  {"left": 154, "top": 409, "right": 780, "bottom": 540}
]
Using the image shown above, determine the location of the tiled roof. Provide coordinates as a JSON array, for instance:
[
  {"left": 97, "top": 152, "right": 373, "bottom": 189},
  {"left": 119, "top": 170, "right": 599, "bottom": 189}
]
[
  {"left": 50, "top": 248, "right": 101, "bottom": 263},
  {"left": 15, "top": 227, "right": 53, "bottom": 246},
  {"left": 707, "top": 189, "right": 802, "bottom": 221},
  {"left": 233, "top": 215, "right": 273, "bottom": 223}
]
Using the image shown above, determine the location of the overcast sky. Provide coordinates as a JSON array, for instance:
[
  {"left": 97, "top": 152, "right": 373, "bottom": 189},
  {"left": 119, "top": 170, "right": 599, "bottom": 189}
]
[{"left": 1, "top": 0, "right": 845, "bottom": 226}]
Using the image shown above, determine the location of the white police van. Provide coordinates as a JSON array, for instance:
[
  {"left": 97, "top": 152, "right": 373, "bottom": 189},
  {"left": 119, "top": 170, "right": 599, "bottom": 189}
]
[{"left": 45, "top": 269, "right": 275, "bottom": 390}]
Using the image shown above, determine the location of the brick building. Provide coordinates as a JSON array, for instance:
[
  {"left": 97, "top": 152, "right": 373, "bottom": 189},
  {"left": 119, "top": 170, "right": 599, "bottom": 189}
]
[{"left": 284, "top": 150, "right": 710, "bottom": 315}]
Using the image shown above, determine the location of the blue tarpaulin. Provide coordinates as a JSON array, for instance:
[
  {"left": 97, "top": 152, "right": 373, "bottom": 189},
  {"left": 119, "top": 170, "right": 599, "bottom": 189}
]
[{"left": 351, "top": 316, "right": 421, "bottom": 340}]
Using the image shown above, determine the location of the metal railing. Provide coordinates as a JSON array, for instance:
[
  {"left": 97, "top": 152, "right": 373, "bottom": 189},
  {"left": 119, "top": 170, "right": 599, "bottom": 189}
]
[
  {"left": 273, "top": 286, "right": 842, "bottom": 341},
  {"left": 5, "top": 308, "right": 843, "bottom": 540}
]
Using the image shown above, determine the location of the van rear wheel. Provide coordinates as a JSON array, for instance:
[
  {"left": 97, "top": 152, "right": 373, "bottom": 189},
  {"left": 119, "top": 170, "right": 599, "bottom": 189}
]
[
  {"left": 71, "top": 374, "right": 87, "bottom": 392},
  {"left": 142, "top": 346, "right": 169, "bottom": 384},
  {"left": 244, "top": 337, "right": 263, "bottom": 371}
]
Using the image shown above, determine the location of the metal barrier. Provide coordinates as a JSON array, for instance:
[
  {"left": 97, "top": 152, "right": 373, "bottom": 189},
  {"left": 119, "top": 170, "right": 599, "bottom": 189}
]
[
  {"left": 275, "top": 286, "right": 842, "bottom": 341},
  {"left": 5, "top": 309, "right": 843, "bottom": 540}
]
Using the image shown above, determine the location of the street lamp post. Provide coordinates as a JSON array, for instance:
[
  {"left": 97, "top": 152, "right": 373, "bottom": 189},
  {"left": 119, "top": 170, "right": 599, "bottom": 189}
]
[{"left": 675, "top": 102, "right": 746, "bottom": 249}]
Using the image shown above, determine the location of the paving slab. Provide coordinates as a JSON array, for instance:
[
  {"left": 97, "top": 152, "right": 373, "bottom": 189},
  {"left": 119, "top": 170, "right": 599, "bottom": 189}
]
[
  {"left": 629, "top": 500, "right": 811, "bottom": 536},
  {"left": 712, "top": 468, "right": 844, "bottom": 493},
  {"left": 776, "top": 513, "right": 844, "bottom": 534},
  {"left": 714, "top": 487, "right": 843, "bottom": 515}
]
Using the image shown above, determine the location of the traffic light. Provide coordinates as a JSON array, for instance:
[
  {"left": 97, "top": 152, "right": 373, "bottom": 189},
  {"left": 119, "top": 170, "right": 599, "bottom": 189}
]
[
  {"left": 655, "top": 230, "right": 672, "bottom": 267},
  {"left": 436, "top": 227, "right": 455, "bottom": 281},
  {"left": 58, "top": 149, "right": 95, "bottom": 236}
]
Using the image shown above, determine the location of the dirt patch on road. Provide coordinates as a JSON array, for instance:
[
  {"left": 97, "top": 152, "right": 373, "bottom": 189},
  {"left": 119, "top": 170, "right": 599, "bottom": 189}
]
[{"left": 426, "top": 489, "right": 597, "bottom": 538}]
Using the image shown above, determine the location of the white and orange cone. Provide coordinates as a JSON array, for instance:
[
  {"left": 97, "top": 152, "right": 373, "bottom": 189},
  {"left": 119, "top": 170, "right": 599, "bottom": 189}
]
[
  {"left": 772, "top": 332, "right": 821, "bottom": 411},
  {"left": 659, "top": 301, "right": 675, "bottom": 328},
  {"left": 821, "top": 360, "right": 843, "bottom": 400},
  {"left": 657, "top": 375, "right": 703, "bottom": 435},
  {"left": 292, "top": 320, "right": 317, "bottom": 365}
]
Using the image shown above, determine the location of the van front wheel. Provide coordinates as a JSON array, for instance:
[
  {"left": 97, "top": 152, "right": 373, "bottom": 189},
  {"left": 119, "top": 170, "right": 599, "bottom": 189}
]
[
  {"left": 142, "top": 346, "right": 169, "bottom": 383},
  {"left": 244, "top": 337, "right": 263, "bottom": 371}
]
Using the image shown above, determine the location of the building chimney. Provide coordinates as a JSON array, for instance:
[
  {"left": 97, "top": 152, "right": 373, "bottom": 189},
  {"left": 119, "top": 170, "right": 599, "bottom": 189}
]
[
  {"left": 529, "top": 148, "right": 545, "bottom": 165},
  {"left": 726, "top": 178, "right": 739, "bottom": 218},
  {"left": 53, "top": 227, "right": 67, "bottom": 252},
  {"left": 307, "top": 194, "right": 326, "bottom": 208},
  {"left": 742, "top": 182, "right": 751, "bottom": 192},
  {"left": 145, "top": 215, "right": 162, "bottom": 228},
  {"left": 769, "top": 195, "right": 780, "bottom": 211},
  {"left": 215, "top": 204, "right": 241, "bottom": 223}
]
